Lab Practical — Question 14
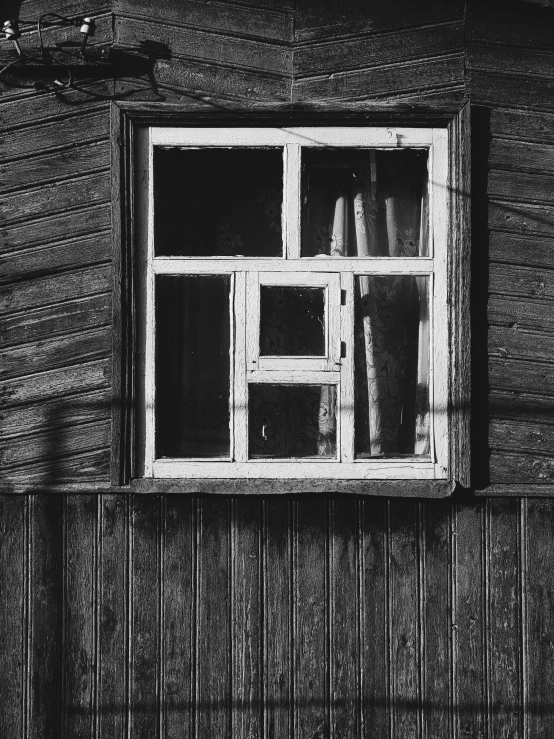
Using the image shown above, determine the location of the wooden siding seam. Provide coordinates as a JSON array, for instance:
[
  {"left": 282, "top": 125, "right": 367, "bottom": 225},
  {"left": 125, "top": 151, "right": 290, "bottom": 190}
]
[
  {"left": 418, "top": 503, "right": 425, "bottom": 739},
  {"left": 258, "top": 499, "right": 265, "bottom": 739},
  {"left": 93, "top": 496, "right": 100, "bottom": 739},
  {"left": 448, "top": 505, "right": 455, "bottom": 739},
  {"left": 519, "top": 499, "right": 528, "bottom": 739},
  {"left": 292, "top": 501, "right": 297, "bottom": 739},
  {"left": 451, "top": 506, "right": 458, "bottom": 739},
  {"left": 292, "top": 83, "right": 467, "bottom": 105},
  {"left": 61, "top": 496, "right": 68, "bottom": 739},
  {"left": 115, "top": 12, "right": 293, "bottom": 49},
  {"left": 356, "top": 500, "right": 362, "bottom": 739},
  {"left": 23, "top": 495, "right": 30, "bottom": 739},
  {"left": 326, "top": 501, "right": 332, "bottom": 739},
  {"left": 114, "top": 76, "right": 288, "bottom": 104},
  {"left": 0, "top": 206, "right": 110, "bottom": 254},
  {"left": 0, "top": 165, "right": 111, "bottom": 202},
  {"left": 192, "top": 498, "right": 198, "bottom": 739},
  {"left": 230, "top": 498, "right": 235, "bottom": 739},
  {"left": 0, "top": 136, "right": 109, "bottom": 171},
  {"left": 294, "top": 50, "right": 465, "bottom": 82},
  {"left": 125, "top": 496, "right": 131, "bottom": 739},
  {"left": 294, "top": 19, "right": 464, "bottom": 50},
  {"left": 386, "top": 501, "right": 392, "bottom": 739},
  {"left": 0, "top": 103, "right": 110, "bottom": 136},
  {"left": 114, "top": 10, "right": 294, "bottom": 46},
  {"left": 467, "top": 38, "right": 554, "bottom": 60},
  {"left": 484, "top": 503, "right": 490, "bottom": 739}
]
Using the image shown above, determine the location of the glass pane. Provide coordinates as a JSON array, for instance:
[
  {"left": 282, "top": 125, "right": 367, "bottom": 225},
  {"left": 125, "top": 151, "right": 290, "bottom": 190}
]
[
  {"left": 249, "top": 384, "right": 337, "bottom": 459},
  {"left": 155, "top": 275, "right": 230, "bottom": 458},
  {"left": 260, "top": 286, "right": 325, "bottom": 356},
  {"left": 154, "top": 148, "right": 283, "bottom": 257},
  {"left": 302, "top": 148, "right": 429, "bottom": 257},
  {"left": 354, "top": 275, "right": 430, "bottom": 457}
]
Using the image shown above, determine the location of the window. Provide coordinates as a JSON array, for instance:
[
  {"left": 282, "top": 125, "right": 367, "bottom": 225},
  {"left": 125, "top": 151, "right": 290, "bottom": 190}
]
[{"left": 134, "top": 126, "right": 453, "bottom": 481}]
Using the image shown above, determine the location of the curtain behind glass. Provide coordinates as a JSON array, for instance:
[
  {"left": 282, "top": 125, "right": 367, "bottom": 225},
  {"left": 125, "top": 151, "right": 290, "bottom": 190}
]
[{"left": 305, "top": 149, "right": 430, "bottom": 456}]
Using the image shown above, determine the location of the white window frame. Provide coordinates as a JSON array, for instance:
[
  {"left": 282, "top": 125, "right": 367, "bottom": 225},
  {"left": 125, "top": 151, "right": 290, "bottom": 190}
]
[{"left": 136, "top": 126, "right": 449, "bottom": 481}]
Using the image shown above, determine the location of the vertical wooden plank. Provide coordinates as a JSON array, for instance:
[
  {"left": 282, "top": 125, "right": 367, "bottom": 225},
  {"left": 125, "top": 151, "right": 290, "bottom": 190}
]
[
  {"left": 196, "top": 498, "right": 231, "bottom": 739},
  {"left": 453, "top": 503, "right": 486, "bottom": 739},
  {"left": 64, "top": 495, "right": 97, "bottom": 739},
  {"left": 487, "top": 498, "right": 523, "bottom": 738},
  {"left": 163, "top": 496, "right": 195, "bottom": 739},
  {"left": 264, "top": 499, "right": 292, "bottom": 739},
  {"left": 389, "top": 499, "right": 420, "bottom": 739},
  {"left": 0, "top": 496, "right": 26, "bottom": 738},
  {"left": 232, "top": 498, "right": 262, "bottom": 739},
  {"left": 360, "top": 499, "right": 389, "bottom": 737},
  {"left": 28, "top": 495, "right": 63, "bottom": 739},
  {"left": 98, "top": 495, "right": 128, "bottom": 739},
  {"left": 129, "top": 494, "right": 161, "bottom": 738},
  {"left": 422, "top": 501, "right": 452, "bottom": 739},
  {"left": 525, "top": 499, "right": 554, "bottom": 738},
  {"left": 294, "top": 500, "right": 328, "bottom": 739},
  {"left": 329, "top": 498, "right": 359, "bottom": 739}
]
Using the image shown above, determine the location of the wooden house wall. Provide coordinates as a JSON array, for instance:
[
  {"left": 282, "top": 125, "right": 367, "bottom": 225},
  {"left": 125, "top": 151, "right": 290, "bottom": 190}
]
[{"left": 1, "top": 1, "right": 554, "bottom": 737}]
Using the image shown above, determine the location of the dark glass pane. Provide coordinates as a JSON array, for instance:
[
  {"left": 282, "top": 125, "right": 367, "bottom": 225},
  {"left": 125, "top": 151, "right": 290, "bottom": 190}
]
[
  {"left": 249, "top": 385, "right": 337, "bottom": 459},
  {"left": 154, "top": 148, "right": 283, "bottom": 257},
  {"left": 302, "top": 148, "right": 428, "bottom": 257},
  {"left": 354, "top": 275, "right": 429, "bottom": 457},
  {"left": 156, "top": 275, "right": 230, "bottom": 458},
  {"left": 260, "top": 287, "right": 325, "bottom": 356}
]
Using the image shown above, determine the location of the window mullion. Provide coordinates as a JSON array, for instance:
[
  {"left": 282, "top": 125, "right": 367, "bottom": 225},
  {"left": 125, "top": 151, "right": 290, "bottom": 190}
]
[
  {"left": 340, "top": 272, "right": 355, "bottom": 463},
  {"left": 284, "top": 143, "right": 301, "bottom": 259},
  {"left": 234, "top": 271, "right": 248, "bottom": 462}
]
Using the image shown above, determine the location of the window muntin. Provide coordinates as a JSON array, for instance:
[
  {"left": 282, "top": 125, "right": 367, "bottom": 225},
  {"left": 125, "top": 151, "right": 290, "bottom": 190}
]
[{"left": 137, "top": 127, "right": 448, "bottom": 480}]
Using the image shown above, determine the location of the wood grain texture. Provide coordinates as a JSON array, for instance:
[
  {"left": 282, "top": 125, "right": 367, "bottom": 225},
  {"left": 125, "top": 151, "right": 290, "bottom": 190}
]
[
  {"left": 0, "top": 204, "right": 111, "bottom": 255},
  {"left": 1, "top": 294, "right": 111, "bottom": 348},
  {"left": 0, "top": 142, "right": 110, "bottom": 196},
  {"left": 129, "top": 495, "right": 161, "bottom": 738},
  {"left": 294, "top": 500, "right": 328, "bottom": 739},
  {"left": 360, "top": 499, "right": 388, "bottom": 737},
  {"left": 28, "top": 495, "right": 63, "bottom": 739},
  {"left": 0, "top": 495, "right": 25, "bottom": 738},
  {"left": 388, "top": 499, "right": 420, "bottom": 739},
  {"left": 162, "top": 496, "right": 194, "bottom": 739},
  {"left": 422, "top": 501, "right": 451, "bottom": 739},
  {"left": 115, "top": 16, "right": 292, "bottom": 75},
  {"left": 487, "top": 169, "right": 554, "bottom": 205},
  {"left": 4, "top": 449, "right": 111, "bottom": 491},
  {"left": 196, "top": 498, "right": 231, "bottom": 739},
  {"left": 468, "top": 70, "right": 554, "bottom": 112},
  {"left": 329, "top": 499, "right": 359, "bottom": 739},
  {"left": 489, "top": 325, "right": 554, "bottom": 364},
  {"left": 98, "top": 495, "right": 128, "bottom": 739},
  {"left": 489, "top": 390, "right": 554, "bottom": 425},
  {"left": 489, "top": 200, "right": 554, "bottom": 238},
  {"left": 0, "top": 358, "right": 111, "bottom": 409},
  {"left": 0, "top": 265, "right": 111, "bottom": 315},
  {"left": 489, "top": 263, "right": 554, "bottom": 301},
  {"left": 295, "top": 0, "right": 464, "bottom": 42},
  {"left": 526, "top": 499, "right": 554, "bottom": 738},
  {"left": 63, "top": 495, "right": 97, "bottom": 739},
  {"left": 0, "top": 419, "right": 111, "bottom": 471},
  {"left": 488, "top": 107, "right": 554, "bottom": 145},
  {"left": 0, "top": 327, "right": 111, "bottom": 381},
  {"left": 294, "top": 21, "right": 463, "bottom": 76},
  {"left": 490, "top": 451, "right": 554, "bottom": 484},
  {"left": 489, "top": 295, "right": 554, "bottom": 333},
  {"left": 0, "top": 172, "right": 110, "bottom": 226},
  {"left": 487, "top": 139, "right": 554, "bottom": 175},
  {"left": 264, "top": 500, "right": 292, "bottom": 739},
  {"left": 292, "top": 55, "right": 464, "bottom": 101},
  {"left": 489, "top": 357, "right": 554, "bottom": 396},
  {"left": 0, "top": 109, "right": 109, "bottom": 161},
  {"left": 487, "top": 498, "right": 523, "bottom": 738},
  {"left": 453, "top": 503, "right": 486, "bottom": 739},
  {"left": 232, "top": 499, "right": 262, "bottom": 739},
  {"left": 115, "top": 0, "right": 293, "bottom": 42},
  {"left": 488, "top": 232, "right": 554, "bottom": 271},
  {"left": 490, "top": 420, "right": 554, "bottom": 455}
]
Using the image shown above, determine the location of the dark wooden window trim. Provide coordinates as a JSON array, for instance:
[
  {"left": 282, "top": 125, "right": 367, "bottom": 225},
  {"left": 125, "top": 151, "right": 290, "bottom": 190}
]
[{"left": 110, "top": 101, "right": 471, "bottom": 497}]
